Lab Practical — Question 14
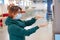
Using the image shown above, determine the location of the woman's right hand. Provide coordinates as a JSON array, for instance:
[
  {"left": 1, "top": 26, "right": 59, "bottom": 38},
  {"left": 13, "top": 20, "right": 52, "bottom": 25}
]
[
  {"left": 38, "top": 22, "right": 48, "bottom": 28},
  {"left": 35, "top": 14, "right": 43, "bottom": 20}
]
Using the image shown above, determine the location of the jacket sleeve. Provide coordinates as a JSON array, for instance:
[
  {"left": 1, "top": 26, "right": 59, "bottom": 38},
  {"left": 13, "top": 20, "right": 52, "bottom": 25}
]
[
  {"left": 9, "top": 24, "right": 39, "bottom": 36},
  {"left": 24, "top": 18, "right": 37, "bottom": 26}
]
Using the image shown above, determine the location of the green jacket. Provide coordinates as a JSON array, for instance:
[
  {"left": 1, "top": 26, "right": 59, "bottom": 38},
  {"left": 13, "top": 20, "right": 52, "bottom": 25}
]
[{"left": 5, "top": 17, "right": 39, "bottom": 40}]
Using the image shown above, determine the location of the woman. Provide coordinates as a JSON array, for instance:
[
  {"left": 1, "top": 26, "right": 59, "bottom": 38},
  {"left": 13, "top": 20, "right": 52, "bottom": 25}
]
[{"left": 5, "top": 6, "right": 47, "bottom": 40}]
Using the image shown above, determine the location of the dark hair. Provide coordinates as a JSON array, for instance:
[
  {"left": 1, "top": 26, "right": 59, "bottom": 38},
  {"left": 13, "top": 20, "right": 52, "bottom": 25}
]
[
  {"left": 8, "top": 6, "right": 22, "bottom": 14},
  {"left": 8, "top": 6, "right": 22, "bottom": 18},
  {"left": 7, "top": 4, "right": 15, "bottom": 10}
]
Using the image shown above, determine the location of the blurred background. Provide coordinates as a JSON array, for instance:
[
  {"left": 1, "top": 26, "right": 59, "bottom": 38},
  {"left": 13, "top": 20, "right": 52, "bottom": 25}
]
[{"left": 0, "top": 0, "right": 54, "bottom": 40}]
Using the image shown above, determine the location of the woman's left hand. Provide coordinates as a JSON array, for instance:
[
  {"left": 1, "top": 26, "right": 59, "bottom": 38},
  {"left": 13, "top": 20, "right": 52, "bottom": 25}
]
[{"left": 38, "top": 22, "right": 48, "bottom": 27}]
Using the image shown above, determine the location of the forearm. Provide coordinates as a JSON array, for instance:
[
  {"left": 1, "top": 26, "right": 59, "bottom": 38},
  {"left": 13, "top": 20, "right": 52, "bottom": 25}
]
[{"left": 24, "top": 17, "right": 37, "bottom": 26}]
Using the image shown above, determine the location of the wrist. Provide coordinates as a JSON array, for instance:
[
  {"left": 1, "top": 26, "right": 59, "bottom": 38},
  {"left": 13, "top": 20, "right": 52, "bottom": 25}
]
[
  {"left": 34, "top": 17, "right": 37, "bottom": 20},
  {"left": 36, "top": 26, "right": 39, "bottom": 29}
]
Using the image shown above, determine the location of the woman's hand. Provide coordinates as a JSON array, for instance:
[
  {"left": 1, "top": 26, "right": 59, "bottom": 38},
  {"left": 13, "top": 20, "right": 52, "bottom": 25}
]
[
  {"left": 35, "top": 15, "right": 43, "bottom": 20},
  {"left": 38, "top": 22, "right": 48, "bottom": 28}
]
